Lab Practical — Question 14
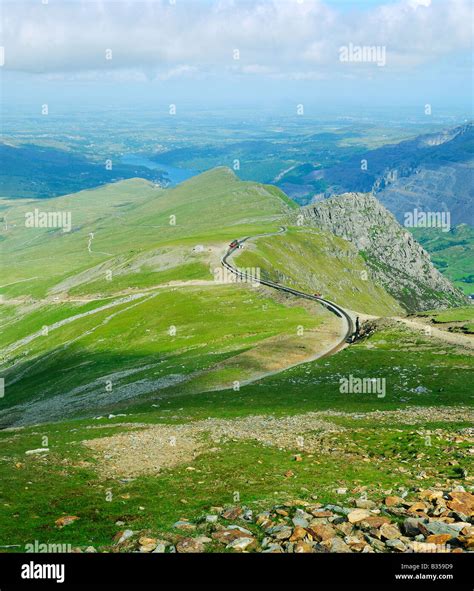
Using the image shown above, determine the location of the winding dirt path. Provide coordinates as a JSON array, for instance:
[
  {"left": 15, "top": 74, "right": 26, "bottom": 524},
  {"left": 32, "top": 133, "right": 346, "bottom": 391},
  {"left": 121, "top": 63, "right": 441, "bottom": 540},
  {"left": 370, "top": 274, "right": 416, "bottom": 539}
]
[{"left": 393, "top": 316, "right": 473, "bottom": 350}]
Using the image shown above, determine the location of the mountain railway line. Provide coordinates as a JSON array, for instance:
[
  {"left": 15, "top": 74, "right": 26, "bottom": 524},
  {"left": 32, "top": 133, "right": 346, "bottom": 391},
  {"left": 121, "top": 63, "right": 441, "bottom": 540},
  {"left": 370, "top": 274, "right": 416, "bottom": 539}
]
[{"left": 221, "top": 227, "right": 356, "bottom": 357}]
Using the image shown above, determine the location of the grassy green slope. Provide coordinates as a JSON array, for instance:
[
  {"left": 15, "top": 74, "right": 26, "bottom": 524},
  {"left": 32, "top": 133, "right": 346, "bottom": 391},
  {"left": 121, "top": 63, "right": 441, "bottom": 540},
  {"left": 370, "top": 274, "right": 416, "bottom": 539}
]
[
  {"left": 0, "top": 320, "right": 472, "bottom": 550},
  {"left": 234, "top": 226, "right": 402, "bottom": 316},
  {"left": 0, "top": 168, "right": 295, "bottom": 299},
  {"left": 0, "top": 167, "right": 444, "bottom": 429},
  {"left": 0, "top": 168, "right": 472, "bottom": 549},
  {"left": 0, "top": 285, "right": 328, "bottom": 426},
  {"left": 0, "top": 170, "right": 335, "bottom": 425}
]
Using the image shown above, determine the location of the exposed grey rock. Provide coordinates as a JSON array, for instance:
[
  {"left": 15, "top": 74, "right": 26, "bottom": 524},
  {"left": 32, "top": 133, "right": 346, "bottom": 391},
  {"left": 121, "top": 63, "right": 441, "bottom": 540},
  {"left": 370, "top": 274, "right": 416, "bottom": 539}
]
[
  {"left": 292, "top": 509, "right": 310, "bottom": 528},
  {"left": 266, "top": 525, "right": 293, "bottom": 540},
  {"left": 297, "top": 192, "right": 467, "bottom": 312},
  {"left": 356, "top": 498, "right": 377, "bottom": 510},
  {"left": 386, "top": 539, "right": 407, "bottom": 552},
  {"left": 403, "top": 518, "right": 426, "bottom": 537},
  {"left": 115, "top": 530, "right": 134, "bottom": 544},
  {"left": 262, "top": 543, "right": 283, "bottom": 553},
  {"left": 292, "top": 516, "right": 309, "bottom": 527},
  {"left": 227, "top": 525, "right": 253, "bottom": 535},
  {"left": 325, "top": 537, "right": 352, "bottom": 553},
  {"left": 242, "top": 509, "right": 253, "bottom": 522},
  {"left": 173, "top": 520, "right": 196, "bottom": 531},
  {"left": 365, "top": 535, "right": 386, "bottom": 552},
  {"left": 423, "top": 521, "right": 467, "bottom": 537},
  {"left": 152, "top": 543, "right": 167, "bottom": 553},
  {"left": 324, "top": 504, "right": 351, "bottom": 516},
  {"left": 294, "top": 123, "right": 474, "bottom": 228}
]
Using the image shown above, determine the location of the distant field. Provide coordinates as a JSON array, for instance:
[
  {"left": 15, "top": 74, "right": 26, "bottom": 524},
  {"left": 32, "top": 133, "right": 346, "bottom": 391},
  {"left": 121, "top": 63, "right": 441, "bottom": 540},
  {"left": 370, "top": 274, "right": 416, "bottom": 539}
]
[
  {"left": 411, "top": 225, "right": 474, "bottom": 295},
  {"left": 0, "top": 141, "right": 166, "bottom": 199}
]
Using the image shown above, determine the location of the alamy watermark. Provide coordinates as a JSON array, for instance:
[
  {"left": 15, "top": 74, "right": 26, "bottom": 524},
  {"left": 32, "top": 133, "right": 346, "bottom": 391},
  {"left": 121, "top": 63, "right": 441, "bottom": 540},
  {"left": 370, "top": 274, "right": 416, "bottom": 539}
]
[
  {"left": 214, "top": 267, "right": 261, "bottom": 287},
  {"left": 404, "top": 209, "right": 451, "bottom": 233},
  {"left": 339, "top": 43, "right": 386, "bottom": 67},
  {"left": 25, "top": 540, "right": 72, "bottom": 553},
  {"left": 409, "top": 541, "right": 451, "bottom": 553},
  {"left": 21, "top": 561, "right": 65, "bottom": 584},
  {"left": 339, "top": 375, "right": 386, "bottom": 398},
  {"left": 25, "top": 209, "right": 72, "bottom": 233}
]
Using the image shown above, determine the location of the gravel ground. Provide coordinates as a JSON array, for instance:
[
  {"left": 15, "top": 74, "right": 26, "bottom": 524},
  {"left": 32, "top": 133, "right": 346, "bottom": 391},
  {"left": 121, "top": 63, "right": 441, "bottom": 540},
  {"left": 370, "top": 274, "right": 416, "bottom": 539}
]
[{"left": 82, "top": 405, "right": 473, "bottom": 477}]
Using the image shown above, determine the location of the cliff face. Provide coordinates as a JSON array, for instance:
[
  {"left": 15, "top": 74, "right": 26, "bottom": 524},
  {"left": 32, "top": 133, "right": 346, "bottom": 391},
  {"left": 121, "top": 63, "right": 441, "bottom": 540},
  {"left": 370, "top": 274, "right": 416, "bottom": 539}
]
[
  {"left": 298, "top": 192, "right": 468, "bottom": 312},
  {"left": 301, "top": 123, "right": 474, "bottom": 227}
]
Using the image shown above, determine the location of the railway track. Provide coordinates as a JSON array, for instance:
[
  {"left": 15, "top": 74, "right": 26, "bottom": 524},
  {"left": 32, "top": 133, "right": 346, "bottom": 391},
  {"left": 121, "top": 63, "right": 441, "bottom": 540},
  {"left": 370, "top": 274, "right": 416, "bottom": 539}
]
[{"left": 221, "top": 227, "right": 355, "bottom": 353}]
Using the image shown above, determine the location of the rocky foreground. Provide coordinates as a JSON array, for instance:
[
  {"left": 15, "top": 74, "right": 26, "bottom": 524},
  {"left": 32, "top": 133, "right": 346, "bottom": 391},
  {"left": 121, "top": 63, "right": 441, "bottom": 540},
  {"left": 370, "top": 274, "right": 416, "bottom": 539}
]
[{"left": 81, "top": 487, "right": 474, "bottom": 554}]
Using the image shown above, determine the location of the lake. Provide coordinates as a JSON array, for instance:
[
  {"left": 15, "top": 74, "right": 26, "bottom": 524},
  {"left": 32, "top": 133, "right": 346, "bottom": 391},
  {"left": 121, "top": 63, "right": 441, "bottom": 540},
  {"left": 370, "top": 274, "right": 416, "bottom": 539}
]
[{"left": 121, "top": 153, "right": 198, "bottom": 186}]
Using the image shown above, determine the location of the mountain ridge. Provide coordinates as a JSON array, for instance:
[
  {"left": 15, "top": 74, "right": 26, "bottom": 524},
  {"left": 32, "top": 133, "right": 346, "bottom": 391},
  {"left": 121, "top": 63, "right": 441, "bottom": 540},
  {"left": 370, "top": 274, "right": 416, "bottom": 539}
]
[
  {"left": 297, "top": 191, "right": 468, "bottom": 312},
  {"left": 279, "top": 123, "right": 473, "bottom": 227}
]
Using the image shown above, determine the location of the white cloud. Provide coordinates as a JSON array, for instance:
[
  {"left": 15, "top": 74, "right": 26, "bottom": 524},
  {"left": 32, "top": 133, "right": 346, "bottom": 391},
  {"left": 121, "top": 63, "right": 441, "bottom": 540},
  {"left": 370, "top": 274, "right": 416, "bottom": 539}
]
[
  {"left": 408, "top": 0, "right": 432, "bottom": 7},
  {"left": 240, "top": 64, "right": 275, "bottom": 75},
  {"left": 1, "top": 0, "right": 471, "bottom": 80}
]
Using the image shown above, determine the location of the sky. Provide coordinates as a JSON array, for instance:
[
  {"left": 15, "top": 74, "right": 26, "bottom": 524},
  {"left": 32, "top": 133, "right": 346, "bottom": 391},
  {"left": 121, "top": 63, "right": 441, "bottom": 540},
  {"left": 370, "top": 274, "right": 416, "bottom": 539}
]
[{"left": 0, "top": 0, "right": 473, "bottom": 114}]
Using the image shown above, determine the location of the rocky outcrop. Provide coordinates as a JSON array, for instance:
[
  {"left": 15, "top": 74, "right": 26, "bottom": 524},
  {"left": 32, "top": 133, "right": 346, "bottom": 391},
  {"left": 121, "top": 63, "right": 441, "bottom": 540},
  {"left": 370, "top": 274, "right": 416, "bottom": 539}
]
[
  {"left": 94, "top": 487, "right": 474, "bottom": 554},
  {"left": 297, "top": 192, "right": 467, "bottom": 312}
]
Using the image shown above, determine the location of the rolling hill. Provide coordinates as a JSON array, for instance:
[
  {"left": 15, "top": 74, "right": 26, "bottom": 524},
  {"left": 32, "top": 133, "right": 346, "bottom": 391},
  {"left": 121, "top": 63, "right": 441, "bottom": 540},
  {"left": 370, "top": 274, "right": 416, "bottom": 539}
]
[
  {"left": 0, "top": 167, "right": 472, "bottom": 557},
  {"left": 0, "top": 168, "right": 407, "bottom": 429}
]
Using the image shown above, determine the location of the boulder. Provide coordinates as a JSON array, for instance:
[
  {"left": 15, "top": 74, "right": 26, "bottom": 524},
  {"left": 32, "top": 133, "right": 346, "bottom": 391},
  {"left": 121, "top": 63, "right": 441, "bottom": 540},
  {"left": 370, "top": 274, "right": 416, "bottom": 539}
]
[
  {"left": 307, "top": 523, "right": 337, "bottom": 541},
  {"left": 426, "top": 534, "right": 452, "bottom": 545},
  {"left": 290, "top": 526, "right": 307, "bottom": 542},
  {"left": 379, "top": 523, "right": 401, "bottom": 540},
  {"left": 322, "top": 537, "right": 351, "bottom": 553},
  {"left": 267, "top": 525, "right": 292, "bottom": 540},
  {"left": 176, "top": 538, "right": 205, "bottom": 553},
  {"left": 385, "top": 539, "right": 407, "bottom": 552},
  {"left": 113, "top": 529, "right": 134, "bottom": 544},
  {"left": 403, "top": 518, "right": 426, "bottom": 537},
  {"left": 447, "top": 492, "right": 474, "bottom": 517},
  {"left": 138, "top": 536, "right": 157, "bottom": 553},
  {"left": 212, "top": 528, "right": 250, "bottom": 544},
  {"left": 222, "top": 507, "right": 243, "bottom": 520},
  {"left": 226, "top": 537, "right": 255, "bottom": 552},
  {"left": 356, "top": 499, "right": 377, "bottom": 509},
  {"left": 359, "top": 516, "right": 391, "bottom": 529},
  {"left": 384, "top": 496, "right": 405, "bottom": 507},
  {"left": 348, "top": 509, "right": 372, "bottom": 523}
]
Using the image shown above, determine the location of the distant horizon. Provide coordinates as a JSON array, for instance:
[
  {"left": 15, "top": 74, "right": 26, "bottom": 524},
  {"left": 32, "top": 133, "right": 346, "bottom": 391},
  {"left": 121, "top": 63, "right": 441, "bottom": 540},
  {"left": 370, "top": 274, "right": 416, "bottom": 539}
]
[{"left": 1, "top": 0, "right": 472, "bottom": 117}]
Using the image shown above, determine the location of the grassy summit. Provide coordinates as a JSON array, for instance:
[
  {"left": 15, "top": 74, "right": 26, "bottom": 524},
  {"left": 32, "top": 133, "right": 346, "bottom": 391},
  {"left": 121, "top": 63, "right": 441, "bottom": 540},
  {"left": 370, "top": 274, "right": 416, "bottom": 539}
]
[{"left": 0, "top": 168, "right": 295, "bottom": 299}]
